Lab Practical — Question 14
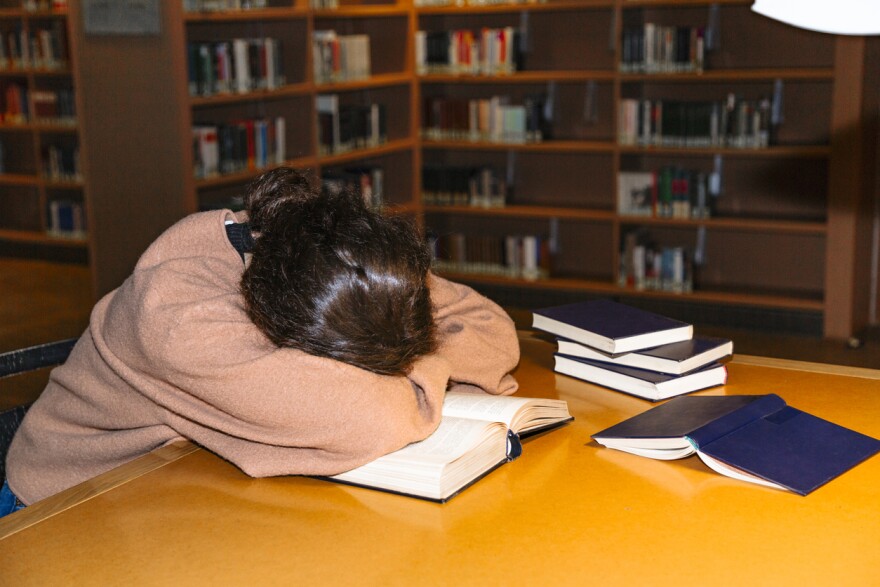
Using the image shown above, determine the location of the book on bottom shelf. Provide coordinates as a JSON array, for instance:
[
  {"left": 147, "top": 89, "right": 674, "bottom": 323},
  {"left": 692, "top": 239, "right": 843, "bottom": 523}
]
[
  {"left": 554, "top": 353, "right": 727, "bottom": 401},
  {"left": 532, "top": 299, "right": 693, "bottom": 355},
  {"left": 556, "top": 335, "right": 733, "bottom": 376},
  {"left": 324, "top": 392, "right": 572, "bottom": 502},
  {"left": 591, "top": 394, "right": 880, "bottom": 495}
]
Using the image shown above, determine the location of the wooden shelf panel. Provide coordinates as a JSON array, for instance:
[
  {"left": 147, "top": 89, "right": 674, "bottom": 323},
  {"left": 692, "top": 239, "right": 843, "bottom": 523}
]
[
  {"left": 420, "top": 71, "right": 617, "bottom": 83},
  {"left": 621, "top": 0, "right": 751, "bottom": 6},
  {"left": 425, "top": 204, "right": 615, "bottom": 221},
  {"left": 617, "top": 215, "right": 827, "bottom": 234},
  {"left": 313, "top": 72, "right": 412, "bottom": 92},
  {"left": 416, "top": 1, "right": 616, "bottom": 15},
  {"left": 0, "top": 173, "right": 40, "bottom": 186},
  {"left": 620, "top": 69, "right": 835, "bottom": 82},
  {"left": 439, "top": 271, "right": 824, "bottom": 311},
  {"left": 314, "top": 6, "right": 410, "bottom": 18},
  {"left": 194, "top": 156, "right": 318, "bottom": 190},
  {"left": 317, "top": 137, "right": 415, "bottom": 165},
  {"left": 617, "top": 145, "right": 831, "bottom": 158},
  {"left": 190, "top": 83, "right": 312, "bottom": 107},
  {"left": 422, "top": 139, "right": 616, "bottom": 153},
  {"left": 183, "top": 7, "right": 308, "bottom": 22},
  {"left": 0, "top": 228, "right": 87, "bottom": 247}
]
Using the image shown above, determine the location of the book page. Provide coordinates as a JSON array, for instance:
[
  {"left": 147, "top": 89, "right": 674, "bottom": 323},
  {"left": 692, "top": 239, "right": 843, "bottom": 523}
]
[
  {"left": 441, "top": 392, "right": 531, "bottom": 427},
  {"left": 442, "top": 392, "right": 571, "bottom": 434},
  {"left": 330, "top": 417, "right": 507, "bottom": 500}
]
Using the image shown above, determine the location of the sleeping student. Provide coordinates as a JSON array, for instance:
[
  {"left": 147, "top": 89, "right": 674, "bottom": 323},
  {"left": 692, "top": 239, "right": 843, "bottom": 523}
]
[{"left": 1, "top": 167, "right": 520, "bottom": 515}]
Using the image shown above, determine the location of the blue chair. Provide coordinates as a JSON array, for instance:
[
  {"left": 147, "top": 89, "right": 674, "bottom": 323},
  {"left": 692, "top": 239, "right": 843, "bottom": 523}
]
[{"left": 0, "top": 339, "right": 76, "bottom": 480}]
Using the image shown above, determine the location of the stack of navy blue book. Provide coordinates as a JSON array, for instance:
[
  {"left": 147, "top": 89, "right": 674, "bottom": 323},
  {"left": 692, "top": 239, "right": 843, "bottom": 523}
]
[{"left": 532, "top": 299, "right": 732, "bottom": 401}]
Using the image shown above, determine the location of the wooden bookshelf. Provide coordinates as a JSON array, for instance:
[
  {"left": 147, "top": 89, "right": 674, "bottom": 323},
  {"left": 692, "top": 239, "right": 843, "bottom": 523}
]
[
  {"left": 0, "top": 2, "right": 90, "bottom": 268},
  {"left": 416, "top": 0, "right": 876, "bottom": 339},
  {"left": 48, "top": 0, "right": 876, "bottom": 339}
]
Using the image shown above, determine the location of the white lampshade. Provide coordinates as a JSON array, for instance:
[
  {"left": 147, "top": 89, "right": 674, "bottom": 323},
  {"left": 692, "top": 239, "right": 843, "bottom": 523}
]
[{"left": 752, "top": 0, "right": 880, "bottom": 35}]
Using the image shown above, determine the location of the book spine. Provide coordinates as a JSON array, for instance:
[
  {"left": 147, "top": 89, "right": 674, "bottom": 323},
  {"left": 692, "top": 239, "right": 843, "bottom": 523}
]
[{"left": 688, "top": 394, "right": 786, "bottom": 449}]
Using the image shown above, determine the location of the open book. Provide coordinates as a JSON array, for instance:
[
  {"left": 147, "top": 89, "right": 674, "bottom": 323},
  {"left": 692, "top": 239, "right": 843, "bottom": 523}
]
[
  {"left": 327, "top": 392, "right": 572, "bottom": 502},
  {"left": 592, "top": 394, "right": 880, "bottom": 495}
]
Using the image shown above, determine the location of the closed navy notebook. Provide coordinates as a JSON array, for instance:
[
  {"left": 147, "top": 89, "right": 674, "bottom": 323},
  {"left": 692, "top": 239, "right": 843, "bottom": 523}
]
[
  {"left": 533, "top": 299, "right": 692, "bottom": 355},
  {"left": 592, "top": 394, "right": 880, "bottom": 495}
]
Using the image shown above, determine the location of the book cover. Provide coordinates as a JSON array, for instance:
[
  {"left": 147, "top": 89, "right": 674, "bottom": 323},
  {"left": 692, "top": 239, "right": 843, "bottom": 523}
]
[
  {"left": 557, "top": 335, "right": 733, "bottom": 375},
  {"left": 592, "top": 394, "right": 880, "bottom": 495},
  {"left": 554, "top": 353, "right": 727, "bottom": 401},
  {"left": 532, "top": 299, "right": 693, "bottom": 355}
]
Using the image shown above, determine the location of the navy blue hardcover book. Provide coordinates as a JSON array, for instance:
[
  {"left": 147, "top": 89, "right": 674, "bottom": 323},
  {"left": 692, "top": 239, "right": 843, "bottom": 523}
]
[
  {"left": 557, "top": 335, "right": 733, "bottom": 375},
  {"left": 532, "top": 299, "right": 692, "bottom": 355},
  {"left": 554, "top": 353, "right": 727, "bottom": 401},
  {"left": 591, "top": 394, "right": 880, "bottom": 495}
]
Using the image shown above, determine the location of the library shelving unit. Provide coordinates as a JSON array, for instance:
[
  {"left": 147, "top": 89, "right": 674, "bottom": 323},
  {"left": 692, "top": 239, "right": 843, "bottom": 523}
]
[
  {"left": 65, "top": 0, "right": 876, "bottom": 338},
  {"left": 0, "top": 1, "right": 89, "bottom": 264},
  {"left": 415, "top": 0, "right": 878, "bottom": 339}
]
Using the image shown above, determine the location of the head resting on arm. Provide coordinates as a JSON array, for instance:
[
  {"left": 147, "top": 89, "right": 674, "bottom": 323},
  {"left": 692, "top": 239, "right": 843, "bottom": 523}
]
[{"left": 240, "top": 167, "right": 437, "bottom": 376}]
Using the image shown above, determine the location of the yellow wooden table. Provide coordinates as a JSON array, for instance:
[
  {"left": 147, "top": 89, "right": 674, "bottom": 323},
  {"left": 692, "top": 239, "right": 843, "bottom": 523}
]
[{"left": 1, "top": 332, "right": 879, "bottom": 586}]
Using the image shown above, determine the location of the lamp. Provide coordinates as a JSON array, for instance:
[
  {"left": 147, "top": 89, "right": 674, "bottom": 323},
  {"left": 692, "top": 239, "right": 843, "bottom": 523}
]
[{"left": 751, "top": 0, "right": 880, "bottom": 35}]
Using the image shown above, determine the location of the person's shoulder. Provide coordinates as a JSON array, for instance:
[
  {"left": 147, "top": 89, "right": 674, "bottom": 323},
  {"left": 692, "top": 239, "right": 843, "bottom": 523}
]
[{"left": 135, "top": 210, "right": 239, "bottom": 272}]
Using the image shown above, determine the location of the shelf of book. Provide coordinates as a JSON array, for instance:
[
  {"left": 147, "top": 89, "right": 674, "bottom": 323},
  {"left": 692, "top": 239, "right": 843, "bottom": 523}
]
[
  {"left": 440, "top": 270, "right": 825, "bottom": 311},
  {"left": 414, "top": 0, "right": 874, "bottom": 338},
  {"left": 55, "top": 0, "right": 874, "bottom": 336},
  {"left": 0, "top": 1, "right": 88, "bottom": 261}
]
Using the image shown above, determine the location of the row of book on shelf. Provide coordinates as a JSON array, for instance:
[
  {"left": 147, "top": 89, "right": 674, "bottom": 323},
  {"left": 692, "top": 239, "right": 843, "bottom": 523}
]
[
  {"left": 422, "top": 94, "right": 551, "bottom": 144},
  {"left": 186, "top": 38, "right": 285, "bottom": 98},
  {"left": 321, "top": 166, "right": 384, "bottom": 210},
  {"left": 182, "top": 0, "right": 267, "bottom": 11},
  {"left": 0, "top": 24, "right": 67, "bottom": 71},
  {"left": 618, "top": 91, "right": 781, "bottom": 149},
  {"left": 312, "top": 31, "right": 371, "bottom": 84},
  {"left": 47, "top": 198, "right": 85, "bottom": 239},
  {"left": 0, "top": 140, "right": 79, "bottom": 180},
  {"left": 1, "top": 84, "right": 75, "bottom": 125},
  {"left": 192, "top": 117, "right": 285, "bottom": 179},
  {"left": 619, "top": 232, "right": 694, "bottom": 294},
  {"left": 42, "top": 142, "right": 80, "bottom": 181},
  {"left": 429, "top": 232, "right": 550, "bottom": 281},
  {"left": 618, "top": 168, "right": 716, "bottom": 219},
  {"left": 415, "top": 27, "right": 524, "bottom": 76},
  {"left": 422, "top": 165, "right": 507, "bottom": 208},
  {"left": 22, "top": 1, "right": 68, "bottom": 10},
  {"left": 619, "top": 23, "right": 706, "bottom": 74},
  {"left": 317, "top": 95, "right": 386, "bottom": 156}
]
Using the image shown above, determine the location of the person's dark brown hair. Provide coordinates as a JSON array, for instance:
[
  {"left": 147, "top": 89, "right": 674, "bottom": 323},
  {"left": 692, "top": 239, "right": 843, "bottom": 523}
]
[{"left": 240, "top": 167, "right": 437, "bottom": 376}]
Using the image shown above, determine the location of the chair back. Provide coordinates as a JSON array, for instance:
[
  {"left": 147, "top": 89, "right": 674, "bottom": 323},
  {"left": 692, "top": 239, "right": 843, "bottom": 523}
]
[{"left": 1, "top": 338, "right": 77, "bottom": 479}]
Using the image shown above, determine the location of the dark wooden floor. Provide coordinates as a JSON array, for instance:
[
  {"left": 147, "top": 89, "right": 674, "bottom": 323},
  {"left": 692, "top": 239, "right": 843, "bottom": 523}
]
[{"left": 2, "top": 258, "right": 878, "bottom": 408}]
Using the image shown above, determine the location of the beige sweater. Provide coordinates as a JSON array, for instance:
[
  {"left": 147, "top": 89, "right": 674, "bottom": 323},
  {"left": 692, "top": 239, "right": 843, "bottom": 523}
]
[{"left": 7, "top": 210, "right": 519, "bottom": 504}]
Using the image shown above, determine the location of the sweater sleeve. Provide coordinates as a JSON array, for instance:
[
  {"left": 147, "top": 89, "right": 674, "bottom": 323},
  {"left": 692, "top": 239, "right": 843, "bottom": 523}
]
[{"left": 427, "top": 273, "right": 520, "bottom": 396}]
